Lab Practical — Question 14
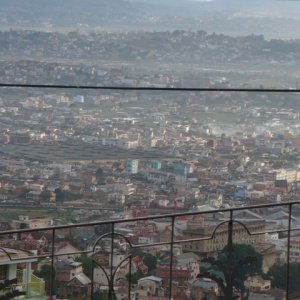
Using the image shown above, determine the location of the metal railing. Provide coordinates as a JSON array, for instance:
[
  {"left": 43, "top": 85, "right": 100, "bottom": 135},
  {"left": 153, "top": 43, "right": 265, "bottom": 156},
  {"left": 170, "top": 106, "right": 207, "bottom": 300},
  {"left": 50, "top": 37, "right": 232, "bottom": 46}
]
[
  {"left": 1, "top": 82, "right": 300, "bottom": 92},
  {"left": 0, "top": 201, "right": 299, "bottom": 299}
]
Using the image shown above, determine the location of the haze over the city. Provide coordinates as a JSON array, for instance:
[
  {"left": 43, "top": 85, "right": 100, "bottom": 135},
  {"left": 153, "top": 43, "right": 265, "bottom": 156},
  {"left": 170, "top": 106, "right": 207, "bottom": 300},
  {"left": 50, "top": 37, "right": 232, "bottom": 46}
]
[{"left": 1, "top": 0, "right": 300, "bottom": 37}]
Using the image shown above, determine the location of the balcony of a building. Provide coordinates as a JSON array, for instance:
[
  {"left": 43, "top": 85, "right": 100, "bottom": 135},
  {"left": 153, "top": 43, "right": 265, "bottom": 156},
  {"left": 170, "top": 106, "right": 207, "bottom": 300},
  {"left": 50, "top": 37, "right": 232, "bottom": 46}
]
[{"left": 0, "top": 200, "right": 299, "bottom": 300}]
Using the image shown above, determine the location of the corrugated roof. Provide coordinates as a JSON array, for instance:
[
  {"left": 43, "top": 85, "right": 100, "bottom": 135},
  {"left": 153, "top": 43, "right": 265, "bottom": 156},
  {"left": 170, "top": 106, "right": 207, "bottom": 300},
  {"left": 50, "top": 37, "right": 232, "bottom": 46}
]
[
  {"left": 138, "top": 275, "right": 162, "bottom": 283},
  {"left": 74, "top": 273, "right": 91, "bottom": 285}
]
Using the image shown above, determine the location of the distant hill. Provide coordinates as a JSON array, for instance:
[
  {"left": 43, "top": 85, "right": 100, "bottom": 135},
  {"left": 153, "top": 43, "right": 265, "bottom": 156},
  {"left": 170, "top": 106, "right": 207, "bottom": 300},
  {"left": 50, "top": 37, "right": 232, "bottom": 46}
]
[
  {"left": 130, "top": 0, "right": 300, "bottom": 14},
  {"left": 0, "top": 0, "right": 299, "bottom": 37}
]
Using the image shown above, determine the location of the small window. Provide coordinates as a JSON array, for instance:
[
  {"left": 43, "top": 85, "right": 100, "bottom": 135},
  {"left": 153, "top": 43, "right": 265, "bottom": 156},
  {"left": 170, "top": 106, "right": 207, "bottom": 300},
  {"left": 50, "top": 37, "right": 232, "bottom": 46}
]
[{"left": 0, "top": 265, "right": 7, "bottom": 280}]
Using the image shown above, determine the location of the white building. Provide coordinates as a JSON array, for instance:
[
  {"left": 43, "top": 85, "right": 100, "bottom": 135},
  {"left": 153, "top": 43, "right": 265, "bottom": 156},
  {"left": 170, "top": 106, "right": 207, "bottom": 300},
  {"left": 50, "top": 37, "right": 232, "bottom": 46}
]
[{"left": 0, "top": 248, "right": 45, "bottom": 299}]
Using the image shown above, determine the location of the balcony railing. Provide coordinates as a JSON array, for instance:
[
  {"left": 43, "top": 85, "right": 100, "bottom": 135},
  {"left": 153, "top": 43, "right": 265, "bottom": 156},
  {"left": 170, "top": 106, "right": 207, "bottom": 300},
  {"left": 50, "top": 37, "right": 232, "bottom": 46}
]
[{"left": 0, "top": 201, "right": 299, "bottom": 299}]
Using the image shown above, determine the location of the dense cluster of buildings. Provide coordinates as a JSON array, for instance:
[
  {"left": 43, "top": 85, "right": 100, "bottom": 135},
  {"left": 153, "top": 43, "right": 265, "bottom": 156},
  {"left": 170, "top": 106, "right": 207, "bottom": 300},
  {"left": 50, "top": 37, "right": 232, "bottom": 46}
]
[
  {"left": 0, "top": 85, "right": 298, "bottom": 298},
  {"left": 0, "top": 29, "right": 299, "bottom": 87},
  {"left": 0, "top": 24, "right": 300, "bottom": 300},
  {"left": 2, "top": 30, "right": 300, "bottom": 64},
  {"left": 0, "top": 88, "right": 299, "bottom": 213}
]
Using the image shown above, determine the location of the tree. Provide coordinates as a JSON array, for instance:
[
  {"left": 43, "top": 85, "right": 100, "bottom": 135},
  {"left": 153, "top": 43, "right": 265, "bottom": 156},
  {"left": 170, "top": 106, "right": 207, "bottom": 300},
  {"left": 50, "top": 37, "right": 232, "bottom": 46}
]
[
  {"left": 266, "top": 262, "right": 300, "bottom": 293},
  {"left": 96, "top": 168, "right": 104, "bottom": 178},
  {"left": 34, "top": 264, "right": 56, "bottom": 295},
  {"left": 126, "top": 270, "right": 144, "bottom": 284},
  {"left": 93, "top": 290, "right": 108, "bottom": 300},
  {"left": 130, "top": 247, "right": 144, "bottom": 258},
  {"left": 143, "top": 253, "right": 157, "bottom": 272},
  {"left": 55, "top": 188, "right": 81, "bottom": 202},
  {"left": 273, "top": 160, "right": 285, "bottom": 169},
  {"left": 75, "top": 254, "right": 93, "bottom": 278},
  {"left": 55, "top": 188, "right": 65, "bottom": 203},
  {"left": 94, "top": 223, "right": 112, "bottom": 236},
  {"left": 96, "top": 167, "right": 105, "bottom": 184},
  {"left": 199, "top": 244, "right": 262, "bottom": 299},
  {"left": 124, "top": 252, "right": 158, "bottom": 285},
  {"left": 40, "top": 190, "right": 52, "bottom": 202}
]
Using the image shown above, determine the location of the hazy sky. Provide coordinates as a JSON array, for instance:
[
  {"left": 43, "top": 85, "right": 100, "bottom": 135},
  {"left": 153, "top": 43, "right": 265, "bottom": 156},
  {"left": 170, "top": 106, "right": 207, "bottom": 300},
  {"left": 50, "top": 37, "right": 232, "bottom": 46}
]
[{"left": 0, "top": 0, "right": 300, "bottom": 38}]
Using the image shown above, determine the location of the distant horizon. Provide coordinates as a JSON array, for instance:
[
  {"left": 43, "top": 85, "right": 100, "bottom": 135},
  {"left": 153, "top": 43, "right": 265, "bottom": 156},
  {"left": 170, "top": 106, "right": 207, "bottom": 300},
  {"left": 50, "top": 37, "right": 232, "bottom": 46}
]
[{"left": 0, "top": 0, "right": 299, "bottom": 38}]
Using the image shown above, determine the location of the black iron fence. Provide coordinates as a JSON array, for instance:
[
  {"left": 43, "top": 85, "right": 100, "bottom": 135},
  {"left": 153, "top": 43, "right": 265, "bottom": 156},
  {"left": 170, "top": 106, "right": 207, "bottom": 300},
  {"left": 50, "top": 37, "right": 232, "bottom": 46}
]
[{"left": 0, "top": 201, "right": 299, "bottom": 299}]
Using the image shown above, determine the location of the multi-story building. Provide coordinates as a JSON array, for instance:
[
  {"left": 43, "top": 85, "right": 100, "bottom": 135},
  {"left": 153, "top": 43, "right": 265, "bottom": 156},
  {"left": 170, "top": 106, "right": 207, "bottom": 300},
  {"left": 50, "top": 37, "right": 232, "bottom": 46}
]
[
  {"left": 0, "top": 247, "right": 44, "bottom": 299},
  {"left": 136, "top": 276, "right": 165, "bottom": 298},
  {"left": 9, "top": 132, "right": 31, "bottom": 144},
  {"left": 55, "top": 261, "right": 91, "bottom": 299},
  {"left": 156, "top": 259, "right": 189, "bottom": 283},
  {"left": 287, "top": 238, "right": 300, "bottom": 263},
  {"left": 182, "top": 220, "right": 266, "bottom": 254},
  {"left": 126, "top": 159, "right": 139, "bottom": 174},
  {"left": 245, "top": 276, "right": 271, "bottom": 293}
]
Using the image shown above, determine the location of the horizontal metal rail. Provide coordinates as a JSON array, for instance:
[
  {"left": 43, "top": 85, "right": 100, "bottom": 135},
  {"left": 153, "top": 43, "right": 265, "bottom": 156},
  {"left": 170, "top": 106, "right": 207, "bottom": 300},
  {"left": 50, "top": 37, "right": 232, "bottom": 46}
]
[
  {"left": 0, "top": 83, "right": 299, "bottom": 92},
  {"left": 0, "top": 200, "right": 299, "bottom": 236},
  {"left": 0, "top": 201, "right": 298, "bottom": 299}
]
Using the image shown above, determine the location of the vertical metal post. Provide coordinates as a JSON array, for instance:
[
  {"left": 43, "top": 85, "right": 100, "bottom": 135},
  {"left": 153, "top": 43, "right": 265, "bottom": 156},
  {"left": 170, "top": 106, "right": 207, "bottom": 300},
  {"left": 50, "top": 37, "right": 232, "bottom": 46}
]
[
  {"left": 50, "top": 228, "right": 55, "bottom": 300},
  {"left": 25, "top": 262, "right": 31, "bottom": 297},
  {"left": 227, "top": 210, "right": 234, "bottom": 300},
  {"left": 109, "top": 223, "right": 115, "bottom": 300},
  {"left": 128, "top": 256, "right": 132, "bottom": 300},
  {"left": 168, "top": 217, "right": 175, "bottom": 300},
  {"left": 91, "top": 259, "right": 94, "bottom": 300},
  {"left": 286, "top": 203, "right": 292, "bottom": 300}
]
